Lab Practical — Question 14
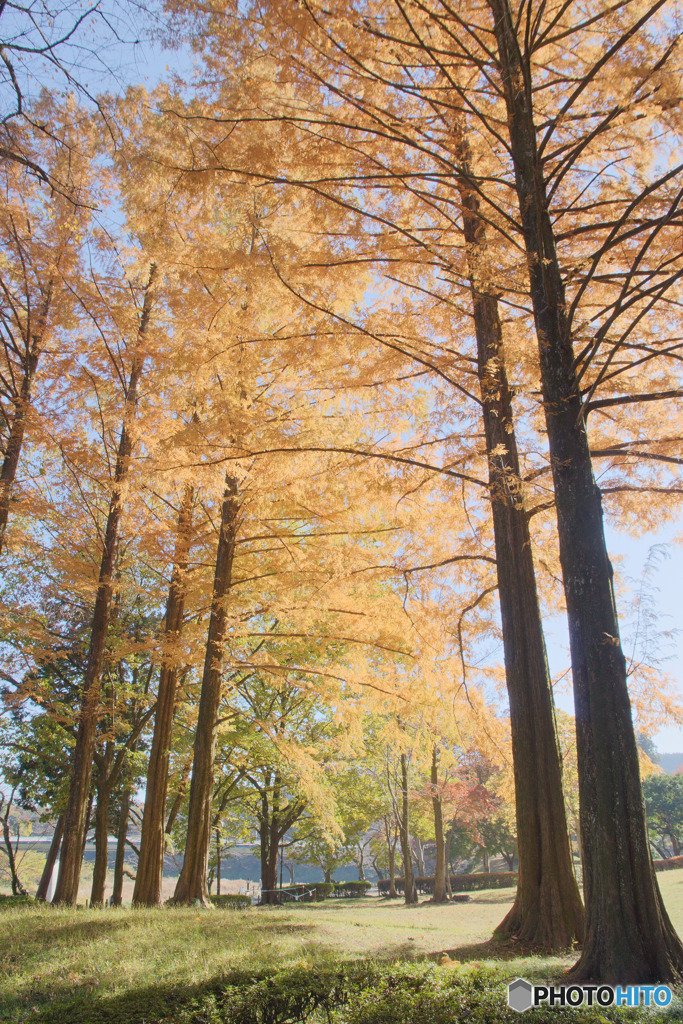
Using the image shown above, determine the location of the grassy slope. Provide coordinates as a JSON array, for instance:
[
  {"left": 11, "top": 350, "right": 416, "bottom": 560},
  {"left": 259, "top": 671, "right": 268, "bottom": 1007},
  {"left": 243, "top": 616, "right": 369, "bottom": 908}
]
[{"left": 2, "top": 872, "right": 683, "bottom": 1021}]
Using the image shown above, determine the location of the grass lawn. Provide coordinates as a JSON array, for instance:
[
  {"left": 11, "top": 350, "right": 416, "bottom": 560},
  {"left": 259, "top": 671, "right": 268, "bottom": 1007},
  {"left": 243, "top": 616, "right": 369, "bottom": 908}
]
[{"left": 2, "top": 872, "right": 683, "bottom": 1022}]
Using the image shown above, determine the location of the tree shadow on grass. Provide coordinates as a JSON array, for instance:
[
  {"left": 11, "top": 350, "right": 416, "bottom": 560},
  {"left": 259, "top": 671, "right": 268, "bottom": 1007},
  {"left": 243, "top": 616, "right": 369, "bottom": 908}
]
[
  {"left": 15, "top": 945, "right": 581, "bottom": 1024},
  {"left": 3, "top": 915, "right": 135, "bottom": 950}
]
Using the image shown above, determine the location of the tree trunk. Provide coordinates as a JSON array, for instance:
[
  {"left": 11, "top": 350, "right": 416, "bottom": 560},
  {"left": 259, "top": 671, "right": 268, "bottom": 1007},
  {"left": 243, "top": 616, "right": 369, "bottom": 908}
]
[
  {"left": 90, "top": 780, "right": 111, "bottom": 907},
  {"left": 111, "top": 788, "right": 131, "bottom": 907},
  {"left": 399, "top": 754, "right": 418, "bottom": 904},
  {"left": 133, "top": 487, "right": 194, "bottom": 906},
  {"left": 481, "top": 847, "right": 490, "bottom": 873},
  {"left": 172, "top": 475, "right": 240, "bottom": 906},
  {"left": 413, "top": 836, "right": 426, "bottom": 877},
  {"left": 455, "top": 129, "right": 583, "bottom": 948},
  {"left": 487, "top": 0, "right": 683, "bottom": 982},
  {"left": 165, "top": 764, "right": 191, "bottom": 836},
  {"left": 36, "top": 814, "right": 64, "bottom": 901},
  {"left": 1, "top": 792, "right": 27, "bottom": 896},
  {"left": 258, "top": 783, "right": 280, "bottom": 903},
  {"left": 216, "top": 828, "right": 221, "bottom": 896},
  {"left": 54, "top": 266, "right": 157, "bottom": 905},
  {"left": 82, "top": 790, "right": 94, "bottom": 858},
  {"left": 387, "top": 844, "right": 397, "bottom": 897},
  {"left": 0, "top": 281, "right": 53, "bottom": 558},
  {"left": 431, "top": 748, "right": 447, "bottom": 903},
  {"left": 356, "top": 843, "right": 365, "bottom": 881}
]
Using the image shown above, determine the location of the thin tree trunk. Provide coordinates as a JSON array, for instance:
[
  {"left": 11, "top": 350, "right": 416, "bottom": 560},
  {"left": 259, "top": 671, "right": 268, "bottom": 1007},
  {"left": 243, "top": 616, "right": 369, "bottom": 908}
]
[
  {"left": 36, "top": 814, "right": 64, "bottom": 901},
  {"left": 82, "top": 790, "right": 94, "bottom": 859},
  {"left": 356, "top": 843, "right": 365, "bottom": 881},
  {"left": 431, "top": 748, "right": 447, "bottom": 903},
  {"left": 413, "top": 836, "right": 425, "bottom": 877},
  {"left": 133, "top": 486, "right": 194, "bottom": 906},
  {"left": 111, "top": 788, "right": 131, "bottom": 907},
  {"left": 54, "top": 266, "right": 157, "bottom": 905},
  {"left": 90, "top": 779, "right": 111, "bottom": 907},
  {"left": 172, "top": 475, "right": 240, "bottom": 906},
  {"left": 399, "top": 754, "right": 418, "bottom": 905},
  {"left": 388, "top": 844, "right": 397, "bottom": 897},
  {"left": 0, "top": 281, "right": 53, "bottom": 557},
  {"left": 488, "top": 0, "right": 683, "bottom": 982},
  {"left": 0, "top": 790, "right": 27, "bottom": 895},
  {"left": 216, "top": 828, "right": 221, "bottom": 897},
  {"left": 454, "top": 129, "right": 583, "bottom": 948},
  {"left": 165, "top": 764, "right": 191, "bottom": 836}
]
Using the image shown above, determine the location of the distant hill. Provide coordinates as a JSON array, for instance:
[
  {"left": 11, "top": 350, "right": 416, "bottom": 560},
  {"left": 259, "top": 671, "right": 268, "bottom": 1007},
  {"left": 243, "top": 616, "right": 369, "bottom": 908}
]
[{"left": 658, "top": 753, "right": 683, "bottom": 775}]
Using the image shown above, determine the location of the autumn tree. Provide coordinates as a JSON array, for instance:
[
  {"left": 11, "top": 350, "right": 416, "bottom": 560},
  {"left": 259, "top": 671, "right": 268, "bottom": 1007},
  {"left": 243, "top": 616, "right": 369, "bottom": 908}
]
[{"left": 163, "top": 0, "right": 586, "bottom": 944}]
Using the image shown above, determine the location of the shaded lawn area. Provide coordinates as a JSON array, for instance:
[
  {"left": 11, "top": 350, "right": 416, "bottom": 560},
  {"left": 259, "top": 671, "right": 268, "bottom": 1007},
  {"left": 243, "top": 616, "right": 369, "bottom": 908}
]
[{"left": 2, "top": 872, "right": 683, "bottom": 1022}]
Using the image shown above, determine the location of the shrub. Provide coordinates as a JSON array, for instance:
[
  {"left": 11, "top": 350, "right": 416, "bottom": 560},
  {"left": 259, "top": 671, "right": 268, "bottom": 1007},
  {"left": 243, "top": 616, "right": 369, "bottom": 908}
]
[
  {"left": 0, "top": 893, "right": 34, "bottom": 908},
  {"left": 653, "top": 855, "right": 683, "bottom": 871},
  {"left": 210, "top": 894, "right": 252, "bottom": 909},
  {"left": 272, "top": 883, "right": 333, "bottom": 902},
  {"left": 378, "top": 872, "right": 517, "bottom": 895},
  {"left": 333, "top": 880, "right": 372, "bottom": 897},
  {"left": 31, "top": 959, "right": 656, "bottom": 1024}
]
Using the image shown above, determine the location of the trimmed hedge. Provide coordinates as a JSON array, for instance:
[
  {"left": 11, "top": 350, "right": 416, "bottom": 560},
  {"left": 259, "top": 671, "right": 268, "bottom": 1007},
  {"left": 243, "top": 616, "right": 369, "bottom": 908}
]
[
  {"left": 333, "top": 880, "right": 372, "bottom": 898},
  {"left": 378, "top": 872, "right": 517, "bottom": 895},
  {"left": 273, "top": 883, "right": 335, "bottom": 902},
  {"left": 210, "top": 894, "right": 252, "bottom": 909},
  {"left": 653, "top": 855, "right": 683, "bottom": 871}
]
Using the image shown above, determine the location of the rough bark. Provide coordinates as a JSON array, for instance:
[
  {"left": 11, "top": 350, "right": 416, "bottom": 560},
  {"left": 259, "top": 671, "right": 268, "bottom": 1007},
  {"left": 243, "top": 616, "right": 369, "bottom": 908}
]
[
  {"left": 111, "top": 788, "right": 131, "bottom": 907},
  {"left": 487, "top": 0, "right": 683, "bottom": 982},
  {"left": 53, "top": 265, "right": 157, "bottom": 905},
  {"left": 0, "top": 280, "right": 53, "bottom": 557},
  {"left": 90, "top": 778, "right": 111, "bottom": 907},
  {"left": 431, "top": 748, "right": 447, "bottom": 903},
  {"left": 399, "top": 754, "right": 418, "bottom": 904},
  {"left": 172, "top": 475, "right": 240, "bottom": 906},
  {"left": 258, "top": 780, "right": 280, "bottom": 903},
  {"left": 36, "top": 813, "right": 64, "bottom": 901},
  {"left": 454, "top": 135, "right": 583, "bottom": 947},
  {"left": 133, "top": 487, "right": 195, "bottom": 906}
]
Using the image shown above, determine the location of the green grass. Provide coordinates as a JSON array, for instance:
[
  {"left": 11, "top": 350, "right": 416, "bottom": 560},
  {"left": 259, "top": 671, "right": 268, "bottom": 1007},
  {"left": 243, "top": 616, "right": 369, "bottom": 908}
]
[{"left": 1, "top": 872, "right": 683, "bottom": 1022}]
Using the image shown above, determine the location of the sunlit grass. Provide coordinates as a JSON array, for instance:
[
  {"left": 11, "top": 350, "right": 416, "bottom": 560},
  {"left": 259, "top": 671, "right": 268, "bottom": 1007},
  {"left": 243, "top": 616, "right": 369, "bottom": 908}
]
[{"left": 1, "top": 871, "right": 682, "bottom": 1022}]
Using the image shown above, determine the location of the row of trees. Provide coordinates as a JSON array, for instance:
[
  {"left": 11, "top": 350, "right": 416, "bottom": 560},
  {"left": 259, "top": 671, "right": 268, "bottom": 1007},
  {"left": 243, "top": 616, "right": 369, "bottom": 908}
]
[{"left": 0, "top": 0, "right": 682, "bottom": 985}]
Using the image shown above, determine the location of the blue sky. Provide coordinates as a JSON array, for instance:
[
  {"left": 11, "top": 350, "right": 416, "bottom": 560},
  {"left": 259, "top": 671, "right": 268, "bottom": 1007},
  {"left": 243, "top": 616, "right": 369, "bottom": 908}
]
[{"left": 548, "top": 517, "right": 683, "bottom": 755}]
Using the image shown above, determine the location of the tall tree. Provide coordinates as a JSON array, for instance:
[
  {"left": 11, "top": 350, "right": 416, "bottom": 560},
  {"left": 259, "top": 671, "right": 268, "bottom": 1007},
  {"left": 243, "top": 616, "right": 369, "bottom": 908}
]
[
  {"left": 484, "top": 0, "right": 683, "bottom": 981},
  {"left": 54, "top": 263, "right": 157, "bottom": 904},
  {"left": 172, "top": 475, "right": 240, "bottom": 905},
  {"left": 133, "top": 485, "right": 195, "bottom": 906}
]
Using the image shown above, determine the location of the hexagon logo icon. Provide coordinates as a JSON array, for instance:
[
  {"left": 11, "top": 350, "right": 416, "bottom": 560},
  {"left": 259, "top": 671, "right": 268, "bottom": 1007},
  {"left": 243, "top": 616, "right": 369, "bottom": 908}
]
[{"left": 508, "top": 977, "right": 534, "bottom": 1013}]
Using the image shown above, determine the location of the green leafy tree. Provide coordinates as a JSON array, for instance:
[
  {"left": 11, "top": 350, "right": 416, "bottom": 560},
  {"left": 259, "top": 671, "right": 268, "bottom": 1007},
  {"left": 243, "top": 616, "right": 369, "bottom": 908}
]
[{"left": 644, "top": 775, "right": 683, "bottom": 859}]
